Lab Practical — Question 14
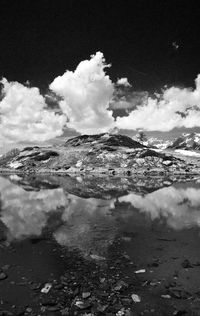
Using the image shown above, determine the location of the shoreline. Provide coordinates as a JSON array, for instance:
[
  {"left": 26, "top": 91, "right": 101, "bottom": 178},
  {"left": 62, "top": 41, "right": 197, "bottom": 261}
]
[{"left": 1, "top": 168, "right": 200, "bottom": 176}]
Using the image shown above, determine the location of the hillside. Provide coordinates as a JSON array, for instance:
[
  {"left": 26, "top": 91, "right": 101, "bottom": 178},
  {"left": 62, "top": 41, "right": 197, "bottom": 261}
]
[{"left": 0, "top": 133, "right": 199, "bottom": 175}]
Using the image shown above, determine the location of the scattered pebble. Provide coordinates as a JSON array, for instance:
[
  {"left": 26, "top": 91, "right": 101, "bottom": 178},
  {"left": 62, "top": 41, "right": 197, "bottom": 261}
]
[
  {"left": 82, "top": 292, "right": 91, "bottom": 299},
  {"left": 90, "top": 254, "right": 106, "bottom": 261},
  {"left": 0, "top": 272, "right": 7, "bottom": 281},
  {"left": 121, "top": 236, "right": 132, "bottom": 242},
  {"left": 150, "top": 280, "right": 161, "bottom": 286},
  {"left": 75, "top": 300, "right": 91, "bottom": 310},
  {"left": 134, "top": 269, "right": 146, "bottom": 274},
  {"left": 116, "top": 308, "right": 125, "bottom": 316},
  {"left": 41, "top": 283, "right": 52, "bottom": 293},
  {"left": 161, "top": 294, "right": 171, "bottom": 299},
  {"left": 99, "top": 277, "right": 105, "bottom": 283},
  {"left": 131, "top": 294, "right": 141, "bottom": 303}
]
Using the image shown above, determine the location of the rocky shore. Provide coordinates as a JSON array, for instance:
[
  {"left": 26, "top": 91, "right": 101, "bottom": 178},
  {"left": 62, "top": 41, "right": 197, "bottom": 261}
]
[{"left": 0, "top": 134, "right": 200, "bottom": 176}]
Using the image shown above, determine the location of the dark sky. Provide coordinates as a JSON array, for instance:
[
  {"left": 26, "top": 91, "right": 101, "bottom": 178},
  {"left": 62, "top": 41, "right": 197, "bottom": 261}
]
[{"left": 0, "top": 0, "right": 199, "bottom": 91}]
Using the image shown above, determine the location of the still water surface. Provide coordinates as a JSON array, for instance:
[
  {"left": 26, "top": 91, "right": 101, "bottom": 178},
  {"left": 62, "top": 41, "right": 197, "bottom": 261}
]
[
  {"left": 1, "top": 175, "right": 200, "bottom": 256},
  {"left": 1, "top": 174, "right": 200, "bottom": 314}
]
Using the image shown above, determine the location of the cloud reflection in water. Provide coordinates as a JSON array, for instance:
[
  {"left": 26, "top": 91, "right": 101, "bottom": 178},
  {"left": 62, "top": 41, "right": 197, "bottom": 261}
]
[
  {"left": 0, "top": 177, "right": 116, "bottom": 257},
  {"left": 1, "top": 176, "right": 200, "bottom": 257},
  {"left": 0, "top": 177, "right": 67, "bottom": 241},
  {"left": 119, "top": 186, "right": 200, "bottom": 229}
]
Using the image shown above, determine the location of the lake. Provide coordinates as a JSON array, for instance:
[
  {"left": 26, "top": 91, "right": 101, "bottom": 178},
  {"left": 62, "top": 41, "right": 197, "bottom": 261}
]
[{"left": 1, "top": 174, "right": 200, "bottom": 315}]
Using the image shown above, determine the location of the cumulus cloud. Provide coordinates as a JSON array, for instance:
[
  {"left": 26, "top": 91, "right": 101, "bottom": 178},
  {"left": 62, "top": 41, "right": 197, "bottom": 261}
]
[
  {"left": 49, "top": 51, "right": 200, "bottom": 132},
  {"left": 116, "top": 75, "right": 200, "bottom": 131},
  {"left": 50, "top": 52, "right": 115, "bottom": 134},
  {"left": 2, "top": 51, "right": 200, "bottom": 142},
  {"left": 116, "top": 77, "right": 131, "bottom": 87},
  {"left": 0, "top": 78, "right": 66, "bottom": 143}
]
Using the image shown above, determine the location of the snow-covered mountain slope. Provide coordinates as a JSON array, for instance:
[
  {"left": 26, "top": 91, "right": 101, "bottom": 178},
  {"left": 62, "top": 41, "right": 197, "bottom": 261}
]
[
  {"left": 132, "top": 132, "right": 172, "bottom": 150},
  {"left": 145, "top": 138, "right": 172, "bottom": 150},
  {"left": 169, "top": 133, "right": 200, "bottom": 150}
]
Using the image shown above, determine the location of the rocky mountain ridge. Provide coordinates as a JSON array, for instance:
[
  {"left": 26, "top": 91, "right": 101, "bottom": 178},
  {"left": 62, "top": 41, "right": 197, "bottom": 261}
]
[
  {"left": 0, "top": 133, "right": 199, "bottom": 175},
  {"left": 136, "top": 137, "right": 172, "bottom": 150},
  {"left": 134, "top": 131, "right": 200, "bottom": 151},
  {"left": 169, "top": 132, "right": 200, "bottom": 150}
]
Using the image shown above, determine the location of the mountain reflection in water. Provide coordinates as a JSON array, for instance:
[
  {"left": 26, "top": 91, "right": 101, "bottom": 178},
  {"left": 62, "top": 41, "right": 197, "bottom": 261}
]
[{"left": 0, "top": 175, "right": 200, "bottom": 257}]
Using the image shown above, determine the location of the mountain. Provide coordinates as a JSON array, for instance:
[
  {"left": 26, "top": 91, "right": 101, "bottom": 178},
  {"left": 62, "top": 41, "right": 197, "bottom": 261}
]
[
  {"left": 169, "top": 132, "right": 200, "bottom": 150},
  {"left": 0, "top": 133, "right": 199, "bottom": 175},
  {"left": 132, "top": 132, "right": 172, "bottom": 150},
  {"left": 144, "top": 137, "right": 172, "bottom": 150}
]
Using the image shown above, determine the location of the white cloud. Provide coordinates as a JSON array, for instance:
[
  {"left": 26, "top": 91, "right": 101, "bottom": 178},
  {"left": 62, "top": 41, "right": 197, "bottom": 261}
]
[
  {"left": 116, "top": 77, "right": 131, "bottom": 87},
  {"left": 2, "top": 52, "right": 200, "bottom": 142},
  {"left": 0, "top": 78, "right": 66, "bottom": 143},
  {"left": 116, "top": 75, "right": 200, "bottom": 131},
  {"left": 50, "top": 52, "right": 115, "bottom": 134}
]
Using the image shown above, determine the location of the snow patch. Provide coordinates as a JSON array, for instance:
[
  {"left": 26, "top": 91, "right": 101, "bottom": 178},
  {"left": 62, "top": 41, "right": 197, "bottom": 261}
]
[
  {"left": 175, "top": 149, "right": 200, "bottom": 157},
  {"left": 9, "top": 161, "right": 23, "bottom": 169}
]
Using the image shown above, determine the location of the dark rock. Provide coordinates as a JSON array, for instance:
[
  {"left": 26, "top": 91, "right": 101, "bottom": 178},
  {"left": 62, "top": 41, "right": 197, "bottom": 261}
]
[
  {"left": 73, "top": 287, "right": 80, "bottom": 296},
  {"left": 15, "top": 307, "right": 26, "bottom": 316},
  {"left": 147, "top": 259, "right": 160, "bottom": 267},
  {"left": 194, "top": 261, "right": 200, "bottom": 266},
  {"left": 46, "top": 306, "right": 60, "bottom": 312},
  {"left": 168, "top": 289, "right": 191, "bottom": 299},
  {"left": 29, "top": 282, "right": 41, "bottom": 290},
  {"left": 54, "top": 283, "right": 64, "bottom": 290},
  {"left": 173, "top": 310, "right": 188, "bottom": 315},
  {"left": 41, "top": 299, "right": 57, "bottom": 306},
  {"left": 181, "top": 259, "right": 193, "bottom": 269}
]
